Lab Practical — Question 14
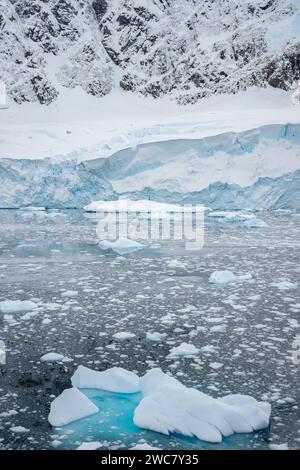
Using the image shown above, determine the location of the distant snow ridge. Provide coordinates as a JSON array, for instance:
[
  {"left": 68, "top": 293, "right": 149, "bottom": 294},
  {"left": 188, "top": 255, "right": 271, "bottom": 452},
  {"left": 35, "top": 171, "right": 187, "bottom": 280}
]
[
  {"left": 1, "top": 0, "right": 300, "bottom": 105},
  {"left": 48, "top": 366, "right": 271, "bottom": 444}
]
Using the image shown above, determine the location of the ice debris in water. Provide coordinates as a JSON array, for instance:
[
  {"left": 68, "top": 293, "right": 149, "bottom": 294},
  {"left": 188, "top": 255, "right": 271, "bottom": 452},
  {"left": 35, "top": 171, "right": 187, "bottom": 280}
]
[
  {"left": 48, "top": 387, "right": 99, "bottom": 427},
  {"left": 71, "top": 366, "right": 140, "bottom": 393},
  {"left": 0, "top": 300, "right": 37, "bottom": 314},
  {"left": 209, "top": 270, "right": 252, "bottom": 285},
  {"left": 40, "top": 352, "right": 71, "bottom": 363},
  {"left": 244, "top": 218, "right": 268, "bottom": 228},
  {"left": 84, "top": 199, "right": 198, "bottom": 214},
  {"left": 48, "top": 367, "right": 271, "bottom": 444},
  {"left": 168, "top": 342, "right": 199, "bottom": 358},
  {"left": 112, "top": 331, "right": 137, "bottom": 341},
  {"left": 146, "top": 332, "right": 167, "bottom": 342},
  {"left": 77, "top": 442, "right": 103, "bottom": 450},
  {"left": 99, "top": 237, "right": 145, "bottom": 255},
  {"left": 207, "top": 211, "right": 255, "bottom": 222}
]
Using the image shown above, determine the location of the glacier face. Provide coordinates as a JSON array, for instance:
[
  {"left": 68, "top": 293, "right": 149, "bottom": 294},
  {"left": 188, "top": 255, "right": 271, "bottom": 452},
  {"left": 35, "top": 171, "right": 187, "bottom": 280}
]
[
  {"left": 0, "top": 124, "right": 299, "bottom": 210},
  {"left": 1, "top": 0, "right": 300, "bottom": 105}
]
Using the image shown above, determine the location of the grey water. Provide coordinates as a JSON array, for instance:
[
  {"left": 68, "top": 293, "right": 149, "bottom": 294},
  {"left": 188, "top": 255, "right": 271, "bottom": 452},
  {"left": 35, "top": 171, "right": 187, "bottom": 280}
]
[{"left": 0, "top": 209, "right": 299, "bottom": 450}]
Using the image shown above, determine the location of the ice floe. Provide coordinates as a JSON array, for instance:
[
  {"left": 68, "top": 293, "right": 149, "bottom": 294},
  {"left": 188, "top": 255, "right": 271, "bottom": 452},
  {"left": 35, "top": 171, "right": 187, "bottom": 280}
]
[
  {"left": 244, "top": 218, "right": 268, "bottom": 228},
  {"left": 48, "top": 367, "right": 271, "bottom": 444},
  {"left": 209, "top": 270, "right": 252, "bottom": 285},
  {"left": 168, "top": 342, "right": 199, "bottom": 358},
  {"left": 84, "top": 199, "right": 201, "bottom": 214},
  {"left": 40, "top": 353, "right": 71, "bottom": 363},
  {"left": 48, "top": 387, "right": 99, "bottom": 427},
  {"left": 134, "top": 369, "right": 271, "bottom": 444},
  {"left": 207, "top": 211, "right": 255, "bottom": 222},
  {"left": 112, "top": 332, "right": 137, "bottom": 340},
  {"left": 99, "top": 237, "right": 145, "bottom": 255},
  {"left": 0, "top": 300, "right": 38, "bottom": 314},
  {"left": 71, "top": 366, "right": 140, "bottom": 393},
  {"left": 146, "top": 332, "right": 167, "bottom": 342},
  {"left": 77, "top": 442, "right": 103, "bottom": 450}
]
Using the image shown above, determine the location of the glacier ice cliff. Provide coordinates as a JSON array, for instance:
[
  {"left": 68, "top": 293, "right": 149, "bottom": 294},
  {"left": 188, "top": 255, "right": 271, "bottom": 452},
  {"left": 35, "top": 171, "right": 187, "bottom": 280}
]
[{"left": 0, "top": 124, "right": 299, "bottom": 210}]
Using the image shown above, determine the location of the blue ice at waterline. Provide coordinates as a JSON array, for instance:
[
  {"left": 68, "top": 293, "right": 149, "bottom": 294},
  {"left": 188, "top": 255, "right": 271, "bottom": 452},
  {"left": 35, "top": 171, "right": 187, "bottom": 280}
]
[{"left": 54, "top": 389, "right": 270, "bottom": 450}]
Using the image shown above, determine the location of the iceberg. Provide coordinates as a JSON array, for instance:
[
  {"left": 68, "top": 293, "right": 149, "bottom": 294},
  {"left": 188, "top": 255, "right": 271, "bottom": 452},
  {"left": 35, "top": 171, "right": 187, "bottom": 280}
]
[
  {"left": 168, "top": 343, "right": 199, "bottom": 358},
  {"left": 207, "top": 211, "right": 255, "bottom": 222},
  {"left": 71, "top": 366, "right": 140, "bottom": 393},
  {"left": 209, "top": 271, "right": 252, "bottom": 285},
  {"left": 99, "top": 237, "right": 146, "bottom": 255},
  {"left": 133, "top": 369, "right": 271, "bottom": 444},
  {"left": 244, "top": 218, "right": 268, "bottom": 228},
  {"left": 84, "top": 199, "right": 195, "bottom": 214},
  {"left": 0, "top": 300, "right": 38, "bottom": 314},
  {"left": 48, "top": 366, "right": 271, "bottom": 444},
  {"left": 48, "top": 387, "right": 99, "bottom": 427}
]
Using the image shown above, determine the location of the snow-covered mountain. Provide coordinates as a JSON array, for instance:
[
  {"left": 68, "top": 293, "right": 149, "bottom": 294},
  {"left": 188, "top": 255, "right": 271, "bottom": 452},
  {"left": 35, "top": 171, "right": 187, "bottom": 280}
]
[{"left": 1, "top": 0, "right": 300, "bottom": 105}]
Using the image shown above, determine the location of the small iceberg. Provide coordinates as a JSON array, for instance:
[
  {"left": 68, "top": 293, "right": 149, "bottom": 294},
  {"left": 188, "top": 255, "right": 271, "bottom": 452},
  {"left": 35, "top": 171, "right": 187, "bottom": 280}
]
[
  {"left": 48, "top": 366, "right": 271, "bottom": 445},
  {"left": 168, "top": 342, "right": 199, "bottom": 358},
  {"left": 146, "top": 332, "right": 167, "bottom": 342},
  {"left": 208, "top": 211, "right": 255, "bottom": 222},
  {"left": 48, "top": 387, "right": 99, "bottom": 427},
  {"left": 84, "top": 199, "right": 202, "bottom": 214},
  {"left": 0, "top": 300, "right": 38, "bottom": 314},
  {"left": 99, "top": 237, "right": 145, "bottom": 255},
  {"left": 209, "top": 270, "right": 252, "bottom": 285},
  {"left": 244, "top": 218, "right": 267, "bottom": 228},
  {"left": 40, "top": 352, "right": 71, "bottom": 363},
  {"left": 112, "top": 331, "right": 137, "bottom": 341},
  {"left": 133, "top": 369, "right": 271, "bottom": 444}
]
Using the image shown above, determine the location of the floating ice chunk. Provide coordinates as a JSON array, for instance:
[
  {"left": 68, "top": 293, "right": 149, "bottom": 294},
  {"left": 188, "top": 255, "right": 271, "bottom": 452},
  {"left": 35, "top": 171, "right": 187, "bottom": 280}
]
[
  {"left": 244, "top": 218, "right": 268, "bottom": 228},
  {"left": 77, "top": 442, "right": 103, "bottom": 450},
  {"left": 99, "top": 237, "right": 145, "bottom": 255},
  {"left": 209, "top": 271, "right": 252, "bottom": 285},
  {"left": 274, "top": 281, "right": 297, "bottom": 290},
  {"left": 146, "top": 332, "right": 167, "bottom": 342},
  {"left": 168, "top": 342, "right": 199, "bottom": 358},
  {"left": 134, "top": 369, "right": 271, "bottom": 444},
  {"left": 130, "top": 443, "right": 160, "bottom": 450},
  {"left": 71, "top": 365, "right": 140, "bottom": 393},
  {"left": 112, "top": 332, "right": 136, "bottom": 340},
  {"left": 0, "top": 300, "right": 37, "bottom": 314},
  {"left": 84, "top": 199, "right": 200, "bottom": 214},
  {"left": 40, "top": 352, "right": 70, "bottom": 363},
  {"left": 207, "top": 211, "right": 255, "bottom": 222},
  {"left": 10, "top": 426, "right": 29, "bottom": 433},
  {"left": 166, "top": 259, "right": 186, "bottom": 269},
  {"left": 269, "top": 443, "right": 289, "bottom": 450},
  {"left": 48, "top": 387, "right": 99, "bottom": 427},
  {"left": 61, "top": 290, "right": 78, "bottom": 298}
]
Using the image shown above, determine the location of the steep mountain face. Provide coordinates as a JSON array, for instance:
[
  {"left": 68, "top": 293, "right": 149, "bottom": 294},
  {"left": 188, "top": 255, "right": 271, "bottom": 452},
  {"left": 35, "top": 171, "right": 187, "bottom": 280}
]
[{"left": 1, "top": 0, "right": 300, "bottom": 105}]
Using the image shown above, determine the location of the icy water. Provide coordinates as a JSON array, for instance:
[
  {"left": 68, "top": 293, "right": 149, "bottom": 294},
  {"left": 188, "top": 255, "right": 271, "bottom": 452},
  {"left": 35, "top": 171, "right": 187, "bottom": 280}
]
[{"left": 0, "top": 209, "right": 299, "bottom": 450}]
